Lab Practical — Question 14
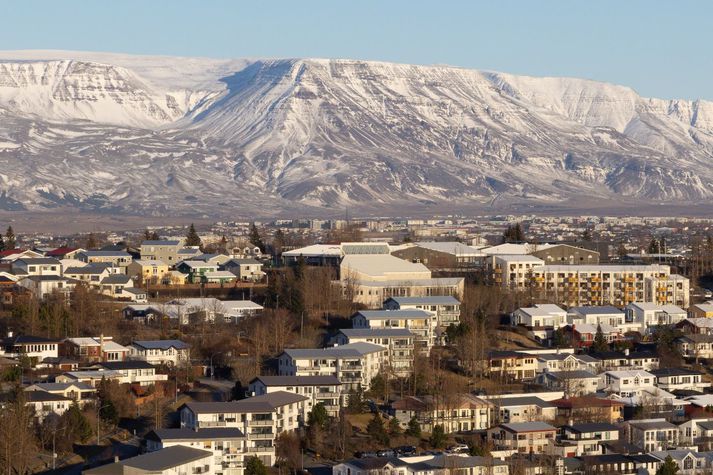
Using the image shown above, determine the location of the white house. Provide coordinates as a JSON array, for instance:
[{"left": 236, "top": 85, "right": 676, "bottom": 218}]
[
  {"left": 626, "top": 302, "right": 687, "bottom": 333},
  {"left": 383, "top": 296, "right": 461, "bottom": 328},
  {"left": 129, "top": 340, "right": 191, "bottom": 366},
  {"left": 248, "top": 375, "right": 342, "bottom": 416},
  {"left": 84, "top": 445, "right": 215, "bottom": 475},
  {"left": 352, "top": 309, "right": 436, "bottom": 352},
  {"left": 334, "top": 328, "right": 415, "bottom": 377}
]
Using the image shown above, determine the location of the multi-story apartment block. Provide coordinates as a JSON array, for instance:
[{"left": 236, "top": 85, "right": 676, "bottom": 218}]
[
  {"left": 179, "top": 391, "right": 308, "bottom": 466},
  {"left": 334, "top": 328, "right": 414, "bottom": 377},
  {"left": 351, "top": 309, "right": 435, "bottom": 351},
  {"left": 277, "top": 343, "right": 387, "bottom": 393},
  {"left": 527, "top": 264, "right": 689, "bottom": 308},
  {"left": 248, "top": 375, "right": 342, "bottom": 417},
  {"left": 492, "top": 255, "right": 544, "bottom": 289},
  {"left": 383, "top": 295, "right": 461, "bottom": 328},
  {"left": 139, "top": 239, "right": 186, "bottom": 264},
  {"left": 389, "top": 393, "right": 493, "bottom": 433}
]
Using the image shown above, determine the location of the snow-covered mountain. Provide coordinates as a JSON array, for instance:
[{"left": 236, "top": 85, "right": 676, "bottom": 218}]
[{"left": 0, "top": 51, "right": 711, "bottom": 217}]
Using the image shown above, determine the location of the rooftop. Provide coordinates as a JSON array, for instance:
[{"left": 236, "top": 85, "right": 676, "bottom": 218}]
[
  {"left": 183, "top": 391, "right": 307, "bottom": 414},
  {"left": 85, "top": 445, "right": 212, "bottom": 474},
  {"left": 283, "top": 342, "right": 386, "bottom": 359},
  {"left": 385, "top": 295, "right": 461, "bottom": 306},
  {"left": 251, "top": 375, "right": 341, "bottom": 387}
]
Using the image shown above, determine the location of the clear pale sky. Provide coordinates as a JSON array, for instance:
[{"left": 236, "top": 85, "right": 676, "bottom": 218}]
[{"left": 2, "top": 0, "right": 710, "bottom": 100}]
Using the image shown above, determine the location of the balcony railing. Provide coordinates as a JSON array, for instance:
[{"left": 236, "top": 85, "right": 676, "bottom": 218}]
[
  {"left": 249, "top": 419, "right": 273, "bottom": 426},
  {"left": 247, "top": 446, "right": 274, "bottom": 453}
]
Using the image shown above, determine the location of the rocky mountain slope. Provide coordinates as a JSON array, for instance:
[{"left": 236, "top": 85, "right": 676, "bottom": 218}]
[{"left": 0, "top": 51, "right": 711, "bottom": 217}]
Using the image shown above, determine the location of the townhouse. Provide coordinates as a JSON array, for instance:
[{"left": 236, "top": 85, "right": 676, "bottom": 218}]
[
  {"left": 76, "top": 250, "right": 131, "bottom": 268},
  {"left": 487, "top": 350, "right": 538, "bottom": 381},
  {"left": 488, "top": 395, "right": 558, "bottom": 424},
  {"left": 11, "top": 257, "right": 62, "bottom": 276},
  {"left": 222, "top": 258, "right": 265, "bottom": 282},
  {"left": 675, "top": 334, "right": 713, "bottom": 361},
  {"left": 62, "top": 336, "right": 130, "bottom": 363},
  {"left": 127, "top": 259, "right": 170, "bottom": 284},
  {"left": 334, "top": 328, "right": 415, "bottom": 377},
  {"left": 25, "top": 382, "right": 96, "bottom": 405},
  {"left": 87, "top": 361, "right": 168, "bottom": 386},
  {"left": 128, "top": 340, "right": 191, "bottom": 366},
  {"left": 677, "top": 418, "right": 713, "bottom": 448},
  {"left": 535, "top": 352, "right": 599, "bottom": 374},
  {"left": 677, "top": 318, "right": 713, "bottom": 335},
  {"left": 16, "top": 274, "right": 77, "bottom": 299},
  {"left": 535, "top": 370, "right": 599, "bottom": 397},
  {"left": 649, "top": 368, "right": 711, "bottom": 393},
  {"left": 555, "top": 422, "right": 620, "bottom": 457},
  {"left": 277, "top": 342, "right": 387, "bottom": 392},
  {"left": 175, "top": 260, "right": 219, "bottom": 283},
  {"left": 248, "top": 375, "right": 342, "bottom": 417},
  {"left": 551, "top": 395, "right": 625, "bottom": 424}
]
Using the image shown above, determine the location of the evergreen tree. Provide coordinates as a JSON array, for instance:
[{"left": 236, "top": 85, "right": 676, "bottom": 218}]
[
  {"left": 307, "top": 403, "right": 329, "bottom": 430},
  {"left": 429, "top": 424, "right": 447, "bottom": 448},
  {"left": 656, "top": 456, "right": 679, "bottom": 475},
  {"left": 617, "top": 243, "right": 628, "bottom": 258},
  {"left": 185, "top": 223, "right": 202, "bottom": 248},
  {"left": 61, "top": 403, "right": 92, "bottom": 443},
  {"left": 502, "top": 222, "right": 525, "bottom": 243},
  {"left": 591, "top": 324, "right": 609, "bottom": 353},
  {"left": 388, "top": 417, "right": 401, "bottom": 435},
  {"left": 249, "top": 223, "right": 265, "bottom": 252},
  {"left": 366, "top": 413, "right": 389, "bottom": 445},
  {"left": 245, "top": 456, "right": 269, "bottom": 475},
  {"left": 219, "top": 235, "right": 228, "bottom": 253},
  {"left": 405, "top": 416, "right": 421, "bottom": 438},
  {"left": 582, "top": 228, "right": 592, "bottom": 241},
  {"left": 0, "top": 232, "right": 4, "bottom": 252},
  {"left": 5, "top": 226, "right": 16, "bottom": 250}
]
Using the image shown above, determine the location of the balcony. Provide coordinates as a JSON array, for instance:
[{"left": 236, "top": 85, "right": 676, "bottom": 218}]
[
  {"left": 316, "top": 392, "right": 340, "bottom": 399},
  {"left": 249, "top": 432, "right": 274, "bottom": 440},
  {"left": 199, "top": 421, "right": 227, "bottom": 428},
  {"left": 249, "top": 419, "right": 273, "bottom": 426},
  {"left": 247, "top": 446, "right": 274, "bottom": 453},
  {"left": 624, "top": 276, "right": 635, "bottom": 283}
]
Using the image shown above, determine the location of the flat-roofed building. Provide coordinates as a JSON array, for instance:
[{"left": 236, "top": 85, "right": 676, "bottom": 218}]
[
  {"left": 487, "top": 422, "right": 557, "bottom": 454},
  {"left": 383, "top": 295, "right": 461, "bottom": 328},
  {"left": 492, "top": 254, "right": 544, "bottom": 289}
]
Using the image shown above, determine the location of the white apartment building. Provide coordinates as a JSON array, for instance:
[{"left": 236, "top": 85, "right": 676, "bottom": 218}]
[
  {"left": 277, "top": 343, "right": 387, "bottom": 392},
  {"left": 649, "top": 368, "right": 711, "bottom": 393},
  {"left": 85, "top": 445, "right": 215, "bottom": 475},
  {"left": 179, "top": 391, "right": 308, "bottom": 467},
  {"left": 334, "top": 328, "right": 415, "bottom": 377},
  {"left": 383, "top": 295, "right": 461, "bottom": 327},
  {"left": 351, "top": 309, "right": 436, "bottom": 351},
  {"left": 248, "top": 375, "right": 342, "bottom": 417},
  {"left": 492, "top": 254, "right": 544, "bottom": 289},
  {"left": 146, "top": 428, "right": 246, "bottom": 475},
  {"left": 627, "top": 419, "right": 679, "bottom": 452}
]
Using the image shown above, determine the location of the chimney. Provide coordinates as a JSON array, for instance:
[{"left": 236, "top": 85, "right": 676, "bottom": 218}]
[
  {"left": 100, "top": 334, "right": 105, "bottom": 359},
  {"left": 624, "top": 348, "right": 630, "bottom": 356}
]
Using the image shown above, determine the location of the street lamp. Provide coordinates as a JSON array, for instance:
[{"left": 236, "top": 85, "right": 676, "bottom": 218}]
[{"left": 96, "top": 402, "right": 113, "bottom": 445}]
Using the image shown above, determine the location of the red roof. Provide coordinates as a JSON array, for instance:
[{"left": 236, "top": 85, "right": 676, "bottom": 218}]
[
  {"left": 46, "top": 247, "right": 79, "bottom": 257},
  {"left": 0, "top": 249, "right": 25, "bottom": 257}
]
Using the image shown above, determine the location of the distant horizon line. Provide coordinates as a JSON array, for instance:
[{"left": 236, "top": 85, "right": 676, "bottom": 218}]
[{"left": 0, "top": 48, "right": 709, "bottom": 103}]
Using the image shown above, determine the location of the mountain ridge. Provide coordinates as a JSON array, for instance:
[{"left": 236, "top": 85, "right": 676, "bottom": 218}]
[{"left": 0, "top": 51, "right": 711, "bottom": 217}]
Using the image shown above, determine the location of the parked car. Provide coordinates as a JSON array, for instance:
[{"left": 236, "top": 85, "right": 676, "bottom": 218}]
[
  {"left": 377, "top": 449, "right": 396, "bottom": 458},
  {"left": 395, "top": 445, "right": 417, "bottom": 456},
  {"left": 447, "top": 444, "right": 469, "bottom": 454}
]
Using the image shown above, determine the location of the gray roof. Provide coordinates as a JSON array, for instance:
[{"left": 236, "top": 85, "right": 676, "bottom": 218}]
[
  {"left": 183, "top": 391, "right": 308, "bottom": 414},
  {"left": 650, "top": 367, "right": 703, "bottom": 377},
  {"left": 148, "top": 427, "right": 245, "bottom": 442},
  {"left": 338, "top": 328, "right": 415, "bottom": 338},
  {"left": 629, "top": 420, "right": 678, "bottom": 430},
  {"left": 141, "top": 240, "right": 181, "bottom": 246},
  {"left": 283, "top": 342, "right": 386, "bottom": 359},
  {"left": 16, "top": 257, "right": 61, "bottom": 265},
  {"left": 225, "top": 258, "right": 261, "bottom": 265},
  {"left": 97, "top": 361, "right": 157, "bottom": 370},
  {"left": 567, "top": 422, "right": 620, "bottom": 433},
  {"left": 251, "top": 375, "right": 342, "bottom": 387},
  {"left": 24, "top": 391, "right": 72, "bottom": 402},
  {"left": 497, "top": 396, "right": 556, "bottom": 408},
  {"left": 79, "top": 250, "right": 131, "bottom": 257},
  {"left": 571, "top": 306, "right": 623, "bottom": 315},
  {"left": 132, "top": 340, "right": 190, "bottom": 350},
  {"left": 86, "top": 445, "right": 212, "bottom": 474},
  {"left": 355, "top": 309, "right": 433, "bottom": 319},
  {"left": 64, "top": 265, "right": 108, "bottom": 275},
  {"left": 101, "top": 274, "right": 132, "bottom": 284},
  {"left": 27, "top": 382, "right": 94, "bottom": 392},
  {"left": 501, "top": 421, "right": 557, "bottom": 432},
  {"left": 546, "top": 370, "right": 599, "bottom": 379},
  {"left": 386, "top": 296, "right": 460, "bottom": 306}
]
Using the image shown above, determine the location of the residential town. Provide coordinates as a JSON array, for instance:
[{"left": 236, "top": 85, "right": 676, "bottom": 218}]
[{"left": 1, "top": 217, "right": 713, "bottom": 475}]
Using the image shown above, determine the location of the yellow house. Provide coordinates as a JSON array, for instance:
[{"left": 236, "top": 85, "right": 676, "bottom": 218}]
[{"left": 127, "top": 259, "right": 169, "bottom": 285}]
